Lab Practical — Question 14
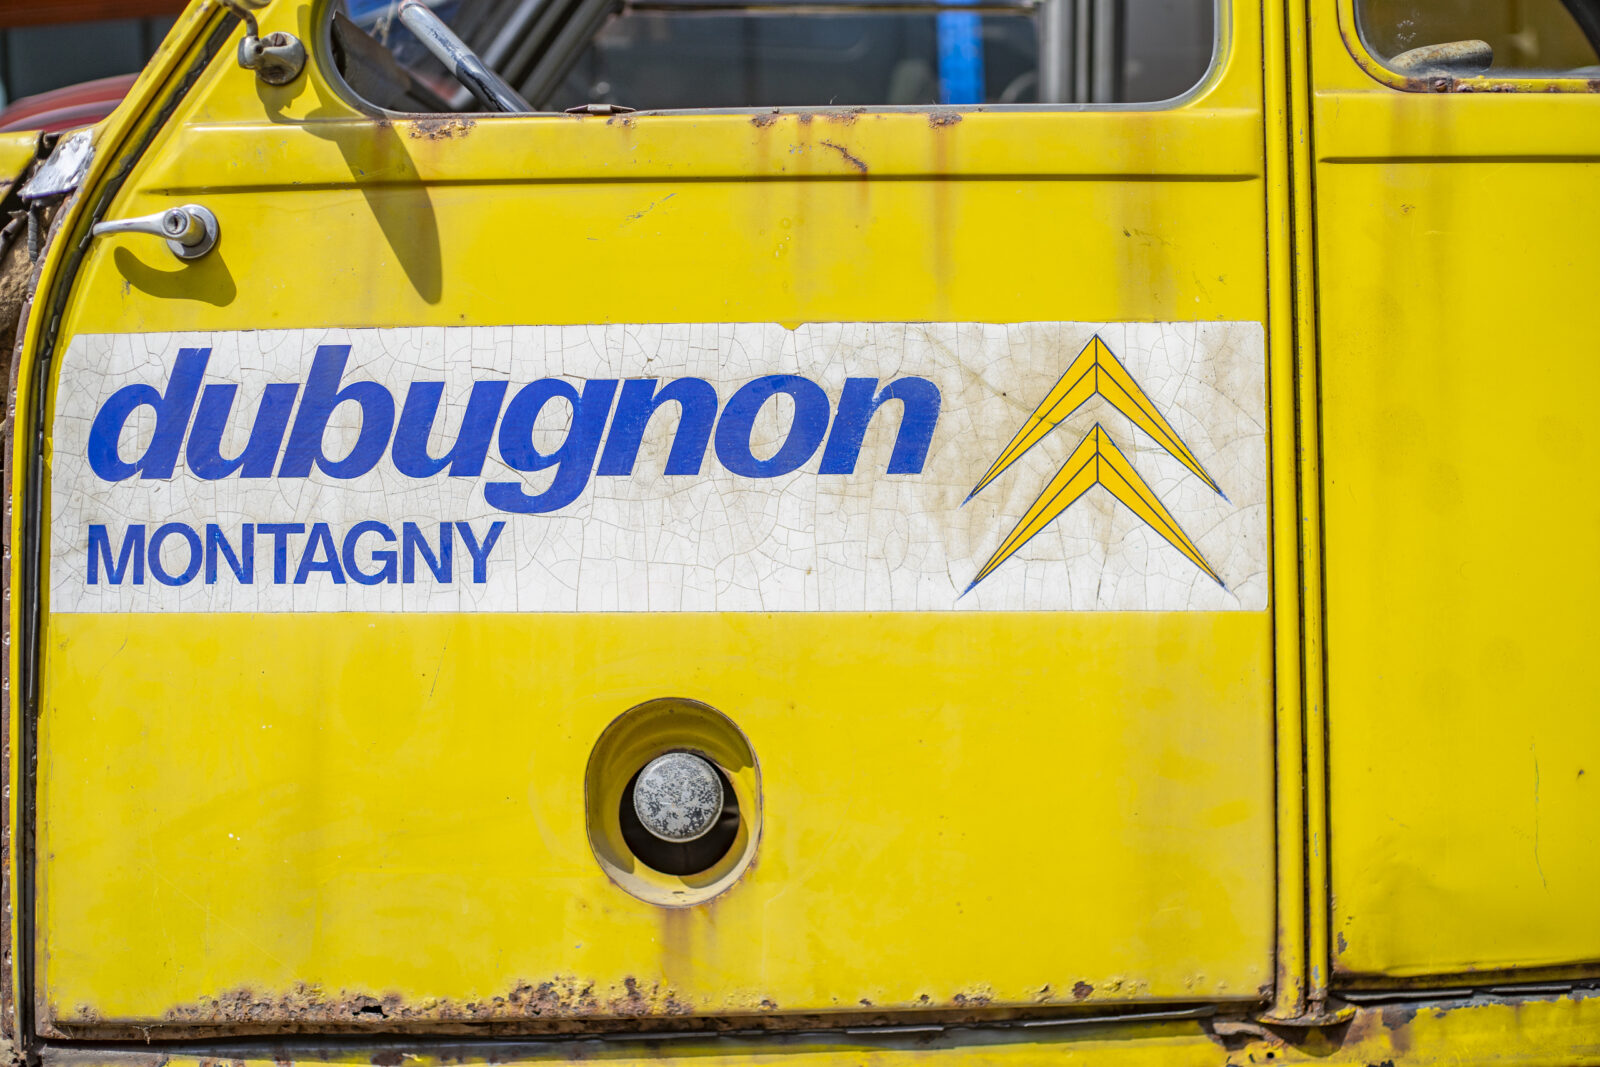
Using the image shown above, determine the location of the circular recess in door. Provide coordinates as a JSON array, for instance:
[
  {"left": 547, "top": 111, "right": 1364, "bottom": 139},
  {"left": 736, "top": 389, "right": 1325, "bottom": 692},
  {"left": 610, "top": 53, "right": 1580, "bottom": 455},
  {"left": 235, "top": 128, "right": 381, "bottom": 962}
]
[{"left": 585, "top": 698, "right": 761, "bottom": 906}]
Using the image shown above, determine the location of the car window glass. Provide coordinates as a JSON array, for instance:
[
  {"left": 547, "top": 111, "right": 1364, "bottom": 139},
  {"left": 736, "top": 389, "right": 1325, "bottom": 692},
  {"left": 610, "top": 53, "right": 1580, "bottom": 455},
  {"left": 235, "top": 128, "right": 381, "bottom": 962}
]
[
  {"left": 1355, "top": 0, "right": 1600, "bottom": 75},
  {"left": 337, "top": 0, "right": 1216, "bottom": 111}
]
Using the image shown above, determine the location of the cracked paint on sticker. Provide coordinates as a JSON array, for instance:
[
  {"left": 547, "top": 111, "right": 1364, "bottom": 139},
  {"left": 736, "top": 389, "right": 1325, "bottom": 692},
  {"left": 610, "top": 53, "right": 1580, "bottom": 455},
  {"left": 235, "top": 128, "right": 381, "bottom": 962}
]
[{"left": 48, "top": 321, "right": 1267, "bottom": 613}]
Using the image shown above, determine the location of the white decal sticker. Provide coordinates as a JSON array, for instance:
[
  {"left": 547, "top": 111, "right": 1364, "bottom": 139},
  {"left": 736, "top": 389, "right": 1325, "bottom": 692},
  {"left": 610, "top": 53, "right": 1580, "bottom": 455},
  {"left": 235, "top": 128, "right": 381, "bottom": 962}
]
[{"left": 50, "top": 322, "right": 1267, "bottom": 612}]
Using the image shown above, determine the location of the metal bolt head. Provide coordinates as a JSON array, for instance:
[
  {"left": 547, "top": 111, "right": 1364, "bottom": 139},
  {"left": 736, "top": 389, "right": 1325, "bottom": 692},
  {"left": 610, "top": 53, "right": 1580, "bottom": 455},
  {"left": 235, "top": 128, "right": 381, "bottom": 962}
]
[
  {"left": 633, "top": 752, "right": 724, "bottom": 843},
  {"left": 161, "top": 209, "right": 188, "bottom": 237}
]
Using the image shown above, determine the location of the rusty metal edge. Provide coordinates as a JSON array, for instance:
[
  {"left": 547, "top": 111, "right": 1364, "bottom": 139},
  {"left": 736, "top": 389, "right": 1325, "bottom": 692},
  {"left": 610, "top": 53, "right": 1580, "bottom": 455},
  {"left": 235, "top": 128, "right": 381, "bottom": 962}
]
[
  {"left": 31, "top": 1006, "right": 1232, "bottom": 1056},
  {"left": 1, "top": 131, "right": 51, "bottom": 1066},
  {"left": 39, "top": 977, "right": 1600, "bottom": 1044},
  {"left": 1333, "top": 964, "right": 1600, "bottom": 990},
  {"left": 41, "top": 1000, "right": 1234, "bottom": 1043},
  {"left": 5, "top": 6, "right": 241, "bottom": 1053},
  {"left": 16, "top": 988, "right": 1600, "bottom": 1067}
]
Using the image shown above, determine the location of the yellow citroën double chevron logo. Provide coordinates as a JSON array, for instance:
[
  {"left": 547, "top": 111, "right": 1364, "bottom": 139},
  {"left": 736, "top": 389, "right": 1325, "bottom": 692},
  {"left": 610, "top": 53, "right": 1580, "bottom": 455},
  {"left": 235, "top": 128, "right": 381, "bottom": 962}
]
[{"left": 965, "top": 335, "right": 1226, "bottom": 593}]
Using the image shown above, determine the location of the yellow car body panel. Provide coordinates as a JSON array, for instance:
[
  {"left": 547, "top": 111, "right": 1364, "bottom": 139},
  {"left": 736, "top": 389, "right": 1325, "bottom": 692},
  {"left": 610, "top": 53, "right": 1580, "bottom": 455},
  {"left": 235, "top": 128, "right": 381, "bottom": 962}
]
[
  {"left": 1311, "top": 0, "right": 1600, "bottom": 983},
  {"left": 28, "top": 0, "right": 1282, "bottom": 1032},
  {"left": 0, "top": 133, "right": 38, "bottom": 194},
  {"left": 41, "top": 612, "right": 1271, "bottom": 1021},
  {"left": 3, "top": 0, "right": 1597, "bottom": 1060}
]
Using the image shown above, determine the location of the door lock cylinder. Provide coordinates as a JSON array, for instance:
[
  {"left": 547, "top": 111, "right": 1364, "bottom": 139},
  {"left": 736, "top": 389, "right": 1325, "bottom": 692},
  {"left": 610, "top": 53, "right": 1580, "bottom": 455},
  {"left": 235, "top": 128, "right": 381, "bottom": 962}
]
[{"left": 91, "top": 204, "right": 220, "bottom": 260}]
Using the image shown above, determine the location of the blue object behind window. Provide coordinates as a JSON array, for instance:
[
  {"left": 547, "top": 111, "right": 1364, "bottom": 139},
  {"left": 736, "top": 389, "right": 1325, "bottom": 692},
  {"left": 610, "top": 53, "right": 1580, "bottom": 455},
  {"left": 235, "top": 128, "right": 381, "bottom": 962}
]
[{"left": 936, "top": 3, "right": 985, "bottom": 104}]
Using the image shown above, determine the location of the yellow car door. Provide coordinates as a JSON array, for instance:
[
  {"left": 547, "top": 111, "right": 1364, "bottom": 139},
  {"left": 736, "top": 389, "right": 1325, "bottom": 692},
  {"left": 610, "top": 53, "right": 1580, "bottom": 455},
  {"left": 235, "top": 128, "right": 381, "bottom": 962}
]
[
  {"left": 1310, "top": 0, "right": 1600, "bottom": 987},
  {"left": 14, "top": 0, "right": 1286, "bottom": 1041}
]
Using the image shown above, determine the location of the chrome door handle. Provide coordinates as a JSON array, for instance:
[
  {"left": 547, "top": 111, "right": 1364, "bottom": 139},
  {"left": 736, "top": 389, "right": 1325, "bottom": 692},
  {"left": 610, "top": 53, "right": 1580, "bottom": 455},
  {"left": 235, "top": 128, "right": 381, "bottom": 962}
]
[{"left": 92, "top": 204, "right": 219, "bottom": 260}]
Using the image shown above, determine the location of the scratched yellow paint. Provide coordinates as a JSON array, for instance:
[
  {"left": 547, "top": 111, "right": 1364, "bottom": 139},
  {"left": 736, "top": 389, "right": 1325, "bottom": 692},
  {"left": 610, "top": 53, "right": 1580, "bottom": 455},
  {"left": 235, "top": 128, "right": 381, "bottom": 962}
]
[
  {"left": 40, "top": 611, "right": 1272, "bottom": 1020},
  {"left": 19, "top": 0, "right": 1282, "bottom": 1029},
  {"left": 1312, "top": 0, "right": 1600, "bottom": 982},
  {"left": 13, "top": 0, "right": 1599, "bottom": 1055}
]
